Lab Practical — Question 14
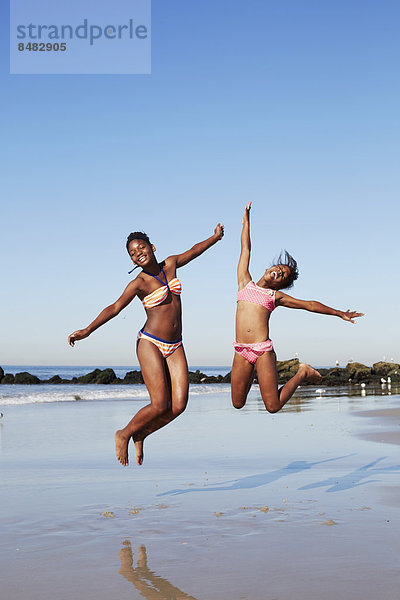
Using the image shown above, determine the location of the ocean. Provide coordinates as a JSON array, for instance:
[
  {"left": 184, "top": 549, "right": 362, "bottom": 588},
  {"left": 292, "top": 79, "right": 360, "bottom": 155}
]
[
  {"left": 0, "top": 364, "right": 231, "bottom": 380},
  {"left": 0, "top": 365, "right": 231, "bottom": 407},
  {"left": 1, "top": 365, "right": 394, "bottom": 408}
]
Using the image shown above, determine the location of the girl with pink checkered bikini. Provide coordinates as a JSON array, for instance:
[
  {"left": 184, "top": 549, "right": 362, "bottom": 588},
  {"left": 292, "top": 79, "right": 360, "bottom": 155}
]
[{"left": 231, "top": 202, "right": 363, "bottom": 413}]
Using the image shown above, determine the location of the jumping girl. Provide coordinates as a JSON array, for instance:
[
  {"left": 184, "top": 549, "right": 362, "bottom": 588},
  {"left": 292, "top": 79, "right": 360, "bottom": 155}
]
[
  {"left": 231, "top": 202, "right": 363, "bottom": 412},
  {"left": 68, "top": 224, "right": 224, "bottom": 466}
]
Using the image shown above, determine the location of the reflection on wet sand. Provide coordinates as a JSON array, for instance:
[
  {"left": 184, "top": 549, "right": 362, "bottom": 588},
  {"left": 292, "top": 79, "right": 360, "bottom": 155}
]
[
  {"left": 119, "top": 540, "right": 197, "bottom": 600},
  {"left": 256, "top": 384, "right": 400, "bottom": 413}
]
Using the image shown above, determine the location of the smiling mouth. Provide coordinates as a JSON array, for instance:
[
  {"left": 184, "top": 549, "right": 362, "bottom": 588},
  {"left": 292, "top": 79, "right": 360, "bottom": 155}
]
[
  {"left": 270, "top": 271, "right": 277, "bottom": 280},
  {"left": 138, "top": 255, "right": 147, "bottom": 264}
]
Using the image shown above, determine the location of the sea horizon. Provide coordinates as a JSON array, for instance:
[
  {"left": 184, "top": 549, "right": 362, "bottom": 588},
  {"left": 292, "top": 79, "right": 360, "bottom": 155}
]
[
  {"left": 0, "top": 362, "right": 352, "bottom": 378},
  {"left": 0, "top": 364, "right": 233, "bottom": 380}
]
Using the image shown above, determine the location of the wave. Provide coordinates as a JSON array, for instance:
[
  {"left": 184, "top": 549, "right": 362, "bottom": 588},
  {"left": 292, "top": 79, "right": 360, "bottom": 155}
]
[{"left": 0, "top": 383, "right": 231, "bottom": 406}]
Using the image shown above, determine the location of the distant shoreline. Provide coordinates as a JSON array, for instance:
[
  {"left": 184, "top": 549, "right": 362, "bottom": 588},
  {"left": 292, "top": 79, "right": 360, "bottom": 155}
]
[{"left": 1, "top": 359, "right": 399, "bottom": 386}]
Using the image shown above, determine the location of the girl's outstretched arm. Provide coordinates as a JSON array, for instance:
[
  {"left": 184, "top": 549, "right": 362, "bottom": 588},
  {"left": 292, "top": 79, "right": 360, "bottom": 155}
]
[
  {"left": 68, "top": 279, "right": 140, "bottom": 346},
  {"left": 237, "top": 202, "right": 252, "bottom": 289},
  {"left": 276, "top": 292, "right": 364, "bottom": 323},
  {"left": 172, "top": 223, "right": 224, "bottom": 268}
]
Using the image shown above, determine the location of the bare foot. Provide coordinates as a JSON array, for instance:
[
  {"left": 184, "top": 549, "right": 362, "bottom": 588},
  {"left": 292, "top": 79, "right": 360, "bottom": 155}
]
[
  {"left": 115, "top": 430, "right": 130, "bottom": 466},
  {"left": 134, "top": 439, "right": 144, "bottom": 466},
  {"left": 298, "top": 363, "right": 322, "bottom": 384}
]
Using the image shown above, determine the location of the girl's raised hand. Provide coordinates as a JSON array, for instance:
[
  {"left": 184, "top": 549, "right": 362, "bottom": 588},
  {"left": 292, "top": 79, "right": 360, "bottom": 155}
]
[
  {"left": 242, "top": 201, "right": 251, "bottom": 223},
  {"left": 68, "top": 329, "right": 90, "bottom": 347},
  {"left": 214, "top": 223, "right": 225, "bottom": 240},
  {"left": 340, "top": 310, "right": 364, "bottom": 324}
]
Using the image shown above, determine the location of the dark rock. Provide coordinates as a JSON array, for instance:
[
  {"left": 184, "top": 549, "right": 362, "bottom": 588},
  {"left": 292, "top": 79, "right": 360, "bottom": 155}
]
[
  {"left": 76, "top": 369, "right": 102, "bottom": 384},
  {"left": 201, "top": 375, "right": 225, "bottom": 383},
  {"left": 317, "top": 368, "right": 331, "bottom": 377},
  {"left": 14, "top": 371, "right": 40, "bottom": 384},
  {"left": 322, "top": 367, "right": 350, "bottom": 385},
  {"left": 276, "top": 358, "right": 300, "bottom": 382},
  {"left": 191, "top": 371, "right": 228, "bottom": 384},
  {"left": 345, "top": 362, "right": 371, "bottom": 382},
  {"left": 1, "top": 373, "right": 15, "bottom": 384},
  {"left": 94, "top": 369, "right": 117, "bottom": 384},
  {"left": 73, "top": 368, "right": 118, "bottom": 384},
  {"left": 346, "top": 361, "right": 368, "bottom": 375},
  {"left": 277, "top": 358, "right": 299, "bottom": 374},
  {"left": 3, "top": 360, "right": 397, "bottom": 386},
  {"left": 188, "top": 370, "right": 207, "bottom": 384},
  {"left": 372, "top": 361, "right": 400, "bottom": 376},
  {"left": 123, "top": 370, "right": 144, "bottom": 384},
  {"left": 387, "top": 369, "right": 400, "bottom": 381},
  {"left": 45, "top": 375, "right": 67, "bottom": 384}
]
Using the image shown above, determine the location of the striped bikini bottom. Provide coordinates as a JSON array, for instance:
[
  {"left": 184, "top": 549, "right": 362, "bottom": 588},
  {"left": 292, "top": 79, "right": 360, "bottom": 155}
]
[{"left": 137, "top": 328, "right": 182, "bottom": 359}]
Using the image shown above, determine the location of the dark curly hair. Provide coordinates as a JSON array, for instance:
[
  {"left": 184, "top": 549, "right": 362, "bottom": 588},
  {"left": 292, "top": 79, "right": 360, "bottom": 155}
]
[
  {"left": 126, "top": 231, "right": 151, "bottom": 254},
  {"left": 274, "top": 250, "right": 299, "bottom": 289}
]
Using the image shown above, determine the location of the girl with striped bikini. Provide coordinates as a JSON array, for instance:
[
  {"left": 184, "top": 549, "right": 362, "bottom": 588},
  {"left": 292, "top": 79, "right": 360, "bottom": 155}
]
[
  {"left": 68, "top": 225, "right": 224, "bottom": 466},
  {"left": 231, "top": 202, "right": 363, "bottom": 413}
]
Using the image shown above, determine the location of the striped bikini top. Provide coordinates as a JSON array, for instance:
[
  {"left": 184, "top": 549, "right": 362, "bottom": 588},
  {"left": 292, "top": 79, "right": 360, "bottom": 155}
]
[
  {"left": 237, "top": 281, "right": 276, "bottom": 312},
  {"left": 142, "top": 268, "right": 182, "bottom": 309}
]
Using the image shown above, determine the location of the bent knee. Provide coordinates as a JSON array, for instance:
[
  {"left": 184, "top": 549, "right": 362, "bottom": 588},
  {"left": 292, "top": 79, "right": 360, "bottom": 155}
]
[
  {"left": 233, "top": 402, "right": 245, "bottom": 410},
  {"left": 261, "top": 394, "right": 280, "bottom": 413},
  {"left": 265, "top": 404, "right": 280, "bottom": 414},
  {"left": 172, "top": 403, "right": 186, "bottom": 417},
  {"left": 171, "top": 389, "right": 188, "bottom": 417},
  {"left": 231, "top": 394, "right": 246, "bottom": 410},
  {"left": 152, "top": 404, "right": 169, "bottom": 418}
]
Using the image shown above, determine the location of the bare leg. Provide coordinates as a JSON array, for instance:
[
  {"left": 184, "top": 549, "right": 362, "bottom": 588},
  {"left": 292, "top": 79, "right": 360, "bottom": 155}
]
[
  {"left": 137, "top": 346, "right": 189, "bottom": 436},
  {"left": 132, "top": 346, "right": 189, "bottom": 463},
  {"left": 231, "top": 352, "right": 255, "bottom": 409},
  {"left": 256, "top": 351, "right": 322, "bottom": 413},
  {"left": 115, "top": 341, "right": 170, "bottom": 466},
  {"left": 115, "top": 342, "right": 188, "bottom": 466}
]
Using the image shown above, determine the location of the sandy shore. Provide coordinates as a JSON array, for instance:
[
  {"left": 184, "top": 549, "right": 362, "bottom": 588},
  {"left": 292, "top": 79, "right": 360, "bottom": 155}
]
[
  {"left": 355, "top": 407, "right": 400, "bottom": 446},
  {"left": 1, "top": 387, "right": 399, "bottom": 599}
]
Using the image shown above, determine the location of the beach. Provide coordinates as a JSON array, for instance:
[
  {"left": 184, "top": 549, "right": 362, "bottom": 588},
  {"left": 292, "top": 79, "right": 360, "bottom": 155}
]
[{"left": 1, "top": 383, "right": 399, "bottom": 600}]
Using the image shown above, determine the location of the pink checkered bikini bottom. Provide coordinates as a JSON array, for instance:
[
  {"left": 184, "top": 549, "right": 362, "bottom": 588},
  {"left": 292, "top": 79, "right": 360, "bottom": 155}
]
[{"left": 233, "top": 339, "right": 274, "bottom": 365}]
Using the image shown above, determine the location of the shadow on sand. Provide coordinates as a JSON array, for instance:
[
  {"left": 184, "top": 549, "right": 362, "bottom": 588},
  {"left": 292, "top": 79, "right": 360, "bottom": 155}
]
[
  {"left": 158, "top": 455, "right": 354, "bottom": 497},
  {"left": 298, "top": 456, "right": 400, "bottom": 492},
  {"left": 159, "top": 455, "right": 400, "bottom": 497}
]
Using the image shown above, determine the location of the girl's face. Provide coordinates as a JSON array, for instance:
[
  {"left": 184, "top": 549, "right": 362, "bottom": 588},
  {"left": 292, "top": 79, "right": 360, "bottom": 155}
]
[
  {"left": 128, "top": 239, "right": 156, "bottom": 268},
  {"left": 264, "top": 264, "right": 291, "bottom": 290}
]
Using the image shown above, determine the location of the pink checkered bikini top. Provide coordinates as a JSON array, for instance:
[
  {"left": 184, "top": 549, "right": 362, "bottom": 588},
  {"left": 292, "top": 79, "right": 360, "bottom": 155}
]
[{"left": 237, "top": 281, "right": 276, "bottom": 312}]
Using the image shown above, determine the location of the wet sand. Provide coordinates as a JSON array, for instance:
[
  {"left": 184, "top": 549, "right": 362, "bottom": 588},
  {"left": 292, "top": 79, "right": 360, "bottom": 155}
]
[
  {"left": 356, "top": 407, "right": 400, "bottom": 446},
  {"left": 1, "top": 387, "right": 400, "bottom": 599}
]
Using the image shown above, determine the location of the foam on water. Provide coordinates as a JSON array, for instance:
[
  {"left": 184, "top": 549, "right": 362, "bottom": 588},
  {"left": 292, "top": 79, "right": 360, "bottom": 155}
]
[
  {"left": 0, "top": 365, "right": 232, "bottom": 406},
  {"left": 0, "top": 383, "right": 231, "bottom": 406}
]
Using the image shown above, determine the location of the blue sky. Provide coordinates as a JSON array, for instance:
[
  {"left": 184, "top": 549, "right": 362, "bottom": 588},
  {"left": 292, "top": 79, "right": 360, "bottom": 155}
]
[{"left": 1, "top": 0, "right": 399, "bottom": 367}]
